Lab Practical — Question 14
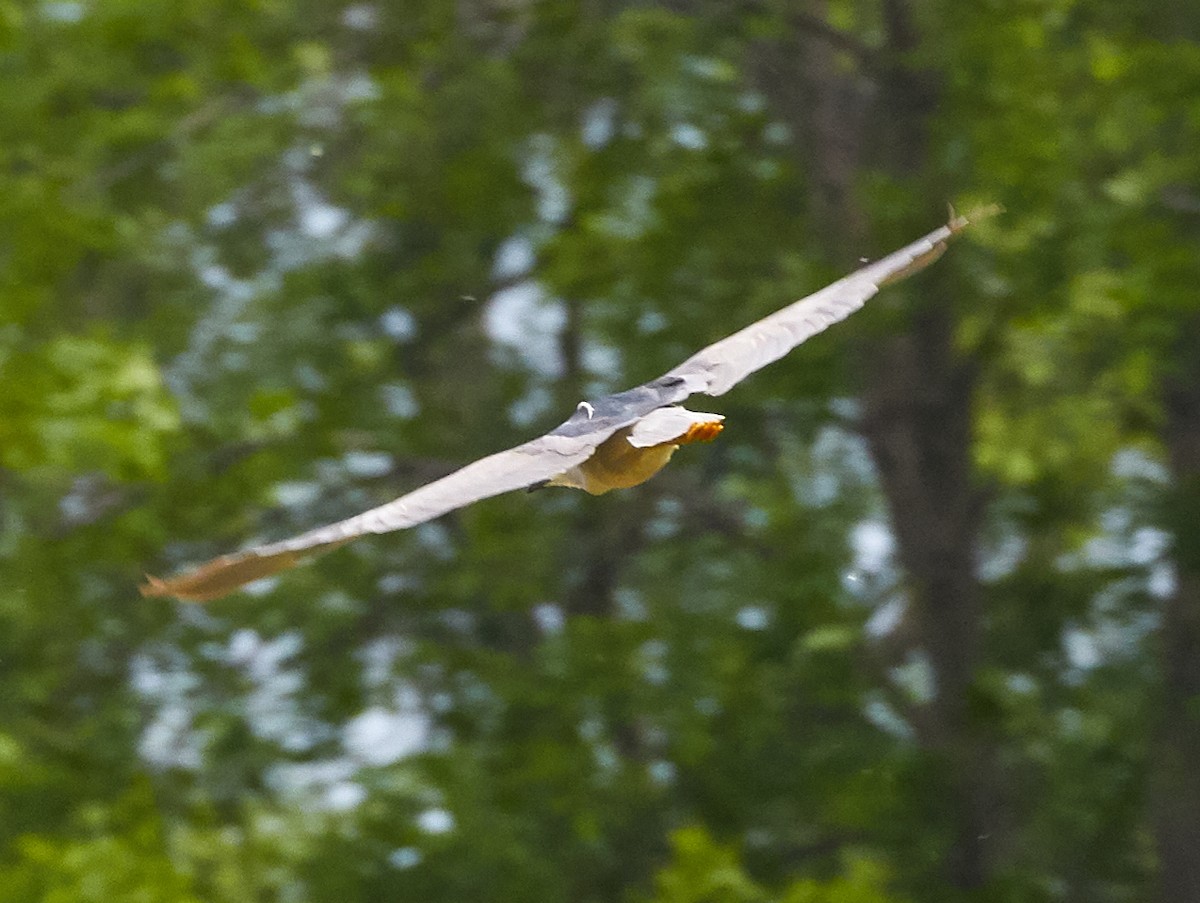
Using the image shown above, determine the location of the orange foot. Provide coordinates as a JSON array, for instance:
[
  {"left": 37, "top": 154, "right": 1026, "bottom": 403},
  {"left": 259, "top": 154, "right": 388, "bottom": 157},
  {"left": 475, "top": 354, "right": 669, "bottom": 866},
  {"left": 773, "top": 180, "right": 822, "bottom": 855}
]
[{"left": 680, "top": 420, "right": 724, "bottom": 444}]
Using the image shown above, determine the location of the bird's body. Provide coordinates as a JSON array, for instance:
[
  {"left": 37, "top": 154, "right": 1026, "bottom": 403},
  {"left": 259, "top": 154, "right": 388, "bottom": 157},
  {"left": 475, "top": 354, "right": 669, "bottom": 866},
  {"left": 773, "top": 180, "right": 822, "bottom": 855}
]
[
  {"left": 550, "top": 429, "right": 681, "bottom": 494},
  {"left": 142, "top": 208, "right": 995, "bottom": 602},
  {"left": 549, "top": 415, "right": 724, "bottom": 494}
]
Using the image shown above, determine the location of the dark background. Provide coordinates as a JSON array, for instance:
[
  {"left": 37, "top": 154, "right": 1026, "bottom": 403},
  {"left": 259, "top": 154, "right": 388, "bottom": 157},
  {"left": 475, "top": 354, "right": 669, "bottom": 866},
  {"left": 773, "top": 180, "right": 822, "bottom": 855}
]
[{"left": 2, "top": 1, "right": 1199, "bottom": 900}]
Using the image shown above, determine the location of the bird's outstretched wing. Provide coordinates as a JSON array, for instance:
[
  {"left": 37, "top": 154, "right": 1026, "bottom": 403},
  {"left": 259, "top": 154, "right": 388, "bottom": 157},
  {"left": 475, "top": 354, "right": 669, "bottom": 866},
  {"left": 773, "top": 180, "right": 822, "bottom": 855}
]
[
  {"left": 142, "top": 208, "right": 993, "bottom": 601},
  {"left": 663, "top": 207, "right": 997, "bottom": 397},
  {"left": 141, "top": 377, "right": 692, "bottom": 601}
]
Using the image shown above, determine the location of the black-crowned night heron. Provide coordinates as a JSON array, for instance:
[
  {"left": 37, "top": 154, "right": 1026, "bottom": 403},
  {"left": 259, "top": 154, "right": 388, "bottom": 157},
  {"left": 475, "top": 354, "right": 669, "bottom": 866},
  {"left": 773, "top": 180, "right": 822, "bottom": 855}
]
[{"left": 142, "top": 209, "right": 994, "bottom": 601}]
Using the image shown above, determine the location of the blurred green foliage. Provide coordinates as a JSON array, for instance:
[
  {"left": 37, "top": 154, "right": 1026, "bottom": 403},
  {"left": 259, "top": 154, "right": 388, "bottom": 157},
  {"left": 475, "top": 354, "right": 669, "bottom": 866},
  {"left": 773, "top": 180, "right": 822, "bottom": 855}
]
[{"left": 1, "top": 1, "right": 1198, "bottom": 901}]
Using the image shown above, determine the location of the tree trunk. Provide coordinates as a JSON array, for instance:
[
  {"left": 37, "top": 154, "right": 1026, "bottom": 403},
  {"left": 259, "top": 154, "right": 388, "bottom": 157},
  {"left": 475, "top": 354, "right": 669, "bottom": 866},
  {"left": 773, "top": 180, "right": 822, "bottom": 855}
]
[
  {"left": 753, "top": 0, "right": 998, "bottom": 888},
  {"left": 860, "top": 306, "right": 994, "bottom": 889},
  {"left": 1154, "top": 320, "right": 1200, "bottom": 899}
]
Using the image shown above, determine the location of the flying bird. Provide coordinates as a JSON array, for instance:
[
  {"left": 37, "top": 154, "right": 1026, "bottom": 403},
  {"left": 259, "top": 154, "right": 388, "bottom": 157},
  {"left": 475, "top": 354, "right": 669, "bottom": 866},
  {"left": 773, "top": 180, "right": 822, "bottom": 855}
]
[{"left": 142, "top": 209, "right": 993, "bottom": 601}]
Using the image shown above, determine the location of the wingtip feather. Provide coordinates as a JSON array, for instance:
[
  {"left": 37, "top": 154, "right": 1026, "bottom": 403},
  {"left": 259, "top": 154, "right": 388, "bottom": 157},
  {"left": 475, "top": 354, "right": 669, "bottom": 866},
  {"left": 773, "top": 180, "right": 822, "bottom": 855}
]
[
  {"left": 139, "top": 575, "right": 171, "bottom": 598},
  {"left": 138, "top": 550, "right": 300, "bottom": 602},
  {"left": 948, "top": 203, "right": 1003, "bottom": 233}
]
